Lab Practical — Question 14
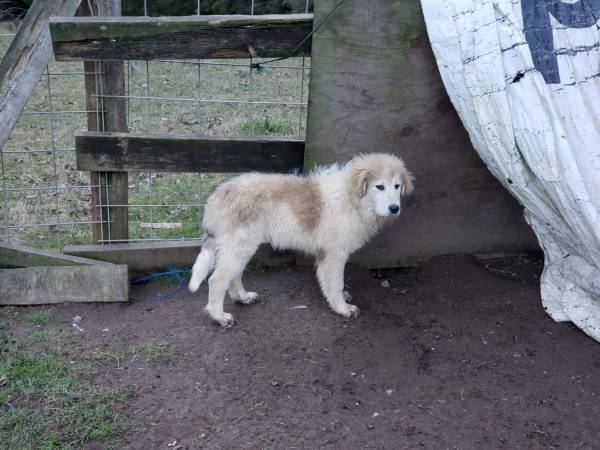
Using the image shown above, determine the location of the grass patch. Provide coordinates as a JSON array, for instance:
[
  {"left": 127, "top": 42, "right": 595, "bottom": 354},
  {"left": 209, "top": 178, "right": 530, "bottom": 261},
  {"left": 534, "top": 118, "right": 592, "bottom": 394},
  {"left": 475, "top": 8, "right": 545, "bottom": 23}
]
[
  {"left": 88, "top": 340, "right": 176, "bottom": 368},
  {"left": 0, "top": 320, "right": 127, "bottom": 447},
  {"left": 245, "top": 260, "right": 267, "bottom": 274},
  {"left": 127, "top": 172, "right": 231, "bottom": 242},
  {"left": 22, "top": 309, "right": 55, "bottom": 325},
  {"left": 0, "top": 348, "right": 130, "bottom": 449},
  {"left": 89, "top": 349, "right": 127, "bottom": 368},
  {"left": 23, "top": 330, "right": 50, "bottom": 346},
  {"left": 0, "top": 322, "right": 9, "bottom": 349},
  {"left": 0, "top": 306, "right": 17, "bottom": 318},
  {"left": 128, "top": 341, "right": 176, "bottom": 362},
  {"left": 18, "top": 328, "right": 81, "bottom": 350},
  {"left": 250, "top": 399, "right": 267, "bottom": 410},
  {"left": 236, "top": 117, "right": 296, "bottom": 135}
]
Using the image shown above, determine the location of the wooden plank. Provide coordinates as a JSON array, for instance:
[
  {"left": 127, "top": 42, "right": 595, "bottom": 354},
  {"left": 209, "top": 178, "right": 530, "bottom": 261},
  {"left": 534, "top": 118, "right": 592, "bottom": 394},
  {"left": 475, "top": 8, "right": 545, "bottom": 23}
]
[
  {"left": 0, "top": 243, "right": 113, "bottom": 268},
  {"left": 304, "top": 0, "right": 538, "bottom": 267},
  {"left": 50, "top": 14, "right": 313, "bottom": 61},
  {"left": 64, "top": 241, "right": 203, "bottom": 273},
  {"left": 63, "top": 241, "right": 296, "bottom": 274},
  {"left": 0, "top": 0, "right": 81, "bottom": 154},
  {"left": 0, "top": 265, "right": 129, "bottom": 305},
  {"left": 75, "top": 132, "right": 305, "bottom": 173}
]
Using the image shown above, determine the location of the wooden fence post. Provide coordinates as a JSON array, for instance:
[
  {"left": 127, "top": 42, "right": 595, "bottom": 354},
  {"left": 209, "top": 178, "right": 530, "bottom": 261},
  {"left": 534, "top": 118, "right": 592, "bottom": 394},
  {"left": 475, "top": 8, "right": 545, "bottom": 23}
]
[{"left": 80, "top": 0, "right": 128, "bottom": 243}]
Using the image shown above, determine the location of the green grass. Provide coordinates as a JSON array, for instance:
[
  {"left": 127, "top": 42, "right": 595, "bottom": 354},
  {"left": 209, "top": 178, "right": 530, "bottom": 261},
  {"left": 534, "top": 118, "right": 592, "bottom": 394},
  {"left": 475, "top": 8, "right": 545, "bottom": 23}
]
[
  {"left": 22, "top": 309, "right": 55, "bottom": 326},
  {"left": 90, "top": 348, "right": 127, "bottom": 368},
  {"left": 23, "top": 329, "right": 51, "bottom": 346},
  {"left": 0, "top": 329, "right": 130, "bottom": 449},
  {"left": 0, "top": 306, "right": 17, "bottom": 318},
  {"left": 245, "top": 260, "right": 267, "bottom": 274},
  {"left": 0, "top": 307, "right": 132, "bottom": 447},
  {"left": 126, "top": 172, "right": 231, "bottom": 242},
  {"left": 127, "top": 341, "right": 176, "bottom": 362},
  {"left": 236, "top": 117, "right": 297, "bottom": 135},
  {"left": 88, "top": 340, "right": 176, "bottom": 368},
  {"left": 249, "top": 399, "right": 268, "bottom": 410},
  {"left": 0, "top": 321, "right": 8, "bottom": 347},
  {"left": 0, "top": 21, "right": 309, "bottom": 250}
]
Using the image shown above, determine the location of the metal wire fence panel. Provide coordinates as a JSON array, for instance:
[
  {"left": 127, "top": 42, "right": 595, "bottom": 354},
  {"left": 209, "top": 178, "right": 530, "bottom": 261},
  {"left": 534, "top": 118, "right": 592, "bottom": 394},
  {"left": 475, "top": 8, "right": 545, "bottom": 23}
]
[{"left": 0, "top": 0, "right": 311, "bottom": 250}]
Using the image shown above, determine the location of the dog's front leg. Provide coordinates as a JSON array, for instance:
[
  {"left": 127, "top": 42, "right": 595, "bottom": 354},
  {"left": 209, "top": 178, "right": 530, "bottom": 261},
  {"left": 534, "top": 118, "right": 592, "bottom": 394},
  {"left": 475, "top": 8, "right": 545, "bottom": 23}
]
[{"left": 316, "top": 253, "right": 359, "bottom": 318}]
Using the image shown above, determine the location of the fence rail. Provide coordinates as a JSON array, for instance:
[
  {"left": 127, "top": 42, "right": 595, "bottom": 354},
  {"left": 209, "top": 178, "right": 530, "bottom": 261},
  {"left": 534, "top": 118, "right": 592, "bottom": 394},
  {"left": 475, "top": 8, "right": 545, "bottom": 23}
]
[
  {"left": 50, "top": 14, "right": 314, "bottom": 60},
  {"left": 76, "top": 131, "right": 305, "bottom": 173}
]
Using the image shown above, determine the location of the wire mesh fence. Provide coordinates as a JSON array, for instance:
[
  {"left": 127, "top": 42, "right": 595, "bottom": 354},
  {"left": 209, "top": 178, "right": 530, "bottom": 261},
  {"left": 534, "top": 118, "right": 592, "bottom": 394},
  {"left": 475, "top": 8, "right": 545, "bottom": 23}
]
[{"left": 0, "top": 0, "right": 311, "bottom": 249}]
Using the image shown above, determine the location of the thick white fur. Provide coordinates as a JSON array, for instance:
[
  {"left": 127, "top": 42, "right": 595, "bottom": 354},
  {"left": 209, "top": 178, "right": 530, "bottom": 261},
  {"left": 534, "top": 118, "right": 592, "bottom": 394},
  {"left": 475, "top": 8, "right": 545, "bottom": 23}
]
[{"left": 189, "top": 153, "right": 414, "bottom": 327}]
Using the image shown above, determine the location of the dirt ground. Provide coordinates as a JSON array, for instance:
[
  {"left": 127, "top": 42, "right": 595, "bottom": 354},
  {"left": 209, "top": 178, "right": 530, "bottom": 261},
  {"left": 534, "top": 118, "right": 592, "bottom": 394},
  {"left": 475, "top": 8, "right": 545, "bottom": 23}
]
[{"left": 25, "top": 254, "right": 600, "bottom": 448}]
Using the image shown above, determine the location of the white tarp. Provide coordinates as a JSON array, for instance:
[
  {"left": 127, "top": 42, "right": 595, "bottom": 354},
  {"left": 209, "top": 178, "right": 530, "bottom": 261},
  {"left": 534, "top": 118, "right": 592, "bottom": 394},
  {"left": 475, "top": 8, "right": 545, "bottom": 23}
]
[{"left": 420, "top": 0, "right": 600, "bottom": 340}]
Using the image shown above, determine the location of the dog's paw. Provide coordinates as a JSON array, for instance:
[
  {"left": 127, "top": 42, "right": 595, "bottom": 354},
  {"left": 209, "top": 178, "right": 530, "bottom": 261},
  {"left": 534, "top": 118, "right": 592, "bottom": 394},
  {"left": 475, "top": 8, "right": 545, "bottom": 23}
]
[
  {"left": 205, "top": 308, "right": 235, "bottom": 327},
  {"left": 332, "top": 303, "right": 360, "bottom": 318},
  {"left": 236, "top": 291, "right": 259, "bottom": 305},
  {"left": 346, "top": 304, "right": 360, "bottom": 317},
  {"left": 216, "top": 312, "right": 235, "bottom": 328},
  {"left": 343, "top": 290, "right": 352, "bottom": 302}
]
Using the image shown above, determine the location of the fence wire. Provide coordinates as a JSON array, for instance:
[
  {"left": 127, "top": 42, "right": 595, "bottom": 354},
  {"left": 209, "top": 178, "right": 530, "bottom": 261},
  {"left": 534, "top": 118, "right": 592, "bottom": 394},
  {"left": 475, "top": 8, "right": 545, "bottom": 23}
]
[{"left": 0, "top": 0, "right": 311, "bottom": 249}]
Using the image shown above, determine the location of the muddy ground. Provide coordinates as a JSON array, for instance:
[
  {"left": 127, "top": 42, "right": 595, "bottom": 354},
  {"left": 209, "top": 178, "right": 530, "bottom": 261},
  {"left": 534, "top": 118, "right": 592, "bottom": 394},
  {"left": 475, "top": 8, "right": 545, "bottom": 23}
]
[{"left": 16, "top": 254, "right": 600, "bottom": 448}]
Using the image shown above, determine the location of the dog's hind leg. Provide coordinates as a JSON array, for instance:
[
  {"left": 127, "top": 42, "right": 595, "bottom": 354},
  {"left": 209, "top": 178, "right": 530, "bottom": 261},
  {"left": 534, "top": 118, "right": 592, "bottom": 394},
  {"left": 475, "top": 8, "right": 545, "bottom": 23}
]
[
  {"left": 205, "top": 239, "right": 258, "bottom": 327},
  {"left": 228, "top": 275, "right": 259, "bottom": 305},
  {"left": 316, "top": 253, "right": 360, "bottom": 318},
  {"left": 205, "top": 267, "right": 233, "bottom": 327}
]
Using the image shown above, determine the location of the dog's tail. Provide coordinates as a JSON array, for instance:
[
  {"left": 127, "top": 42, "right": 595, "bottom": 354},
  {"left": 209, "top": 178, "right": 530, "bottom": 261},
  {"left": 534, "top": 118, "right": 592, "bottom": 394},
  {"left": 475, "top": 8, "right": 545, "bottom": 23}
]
[{"left": 188, "top": 234, "right": 216, "bottom": 293}]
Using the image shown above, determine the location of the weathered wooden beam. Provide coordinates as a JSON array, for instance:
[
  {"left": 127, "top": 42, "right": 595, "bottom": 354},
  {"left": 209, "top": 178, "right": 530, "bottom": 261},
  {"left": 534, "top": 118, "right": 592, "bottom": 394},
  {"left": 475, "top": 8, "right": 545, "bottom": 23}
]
[
  {"left": 0, "top": 265, "right": 129, "bottom": 305},
  {"left": 63, "top": 241, "right": 202, "bottom": 274},
  {"left": 63, "top": 241, "right": 295, "bottom": 274},
  {"left": 50, "top": 14, "right": 313, "bottom": 61},
  {"left": 0, "top": 243, "right": 129, "bottom": 305},
  {"left": 75, "top": 132, "right": 305, "bottom": 173},
  {"left": 0, "top": 243, "right": 112, "bottom": 269},
  {"left": 0, "top": 0, "right": 81, "bottom": 153}
]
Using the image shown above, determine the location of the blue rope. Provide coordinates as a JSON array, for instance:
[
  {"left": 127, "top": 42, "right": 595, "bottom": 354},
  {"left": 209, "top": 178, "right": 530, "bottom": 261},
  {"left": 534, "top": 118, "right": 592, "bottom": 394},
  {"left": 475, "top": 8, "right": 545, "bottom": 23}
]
[{"left": 132, "top": 267, "right": 192, "bottom": 299}]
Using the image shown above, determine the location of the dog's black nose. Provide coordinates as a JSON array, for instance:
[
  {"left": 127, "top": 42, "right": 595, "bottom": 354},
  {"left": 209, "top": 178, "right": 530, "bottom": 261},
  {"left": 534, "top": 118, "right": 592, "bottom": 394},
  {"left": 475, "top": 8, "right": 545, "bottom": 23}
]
[{"left": 389, "top": 204, "right": 400, "bottom": 214}]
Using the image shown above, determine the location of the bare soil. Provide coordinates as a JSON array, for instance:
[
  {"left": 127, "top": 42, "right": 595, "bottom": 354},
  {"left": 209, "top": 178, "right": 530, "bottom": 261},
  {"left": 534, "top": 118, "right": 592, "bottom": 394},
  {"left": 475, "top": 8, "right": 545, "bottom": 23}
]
[{"left": 35, "top": 254, "right": 600, "bottom": 448}]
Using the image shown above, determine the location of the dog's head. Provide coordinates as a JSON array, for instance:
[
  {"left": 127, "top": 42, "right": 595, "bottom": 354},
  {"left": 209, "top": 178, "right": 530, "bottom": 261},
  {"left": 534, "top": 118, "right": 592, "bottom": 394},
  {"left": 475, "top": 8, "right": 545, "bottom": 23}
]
[{"left": 348, "top": 153, "right": 414, "bottom": 217}]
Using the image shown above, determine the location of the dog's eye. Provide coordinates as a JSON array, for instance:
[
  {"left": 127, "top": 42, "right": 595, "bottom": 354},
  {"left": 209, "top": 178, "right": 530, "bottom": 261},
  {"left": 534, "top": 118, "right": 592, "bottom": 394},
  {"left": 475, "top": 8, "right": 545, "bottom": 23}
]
[
  {"left": 395, "top": 184, "right": 401, "bottom": 190},
  {"left": 376, "top": 185, "right": 384, "bottom": 191}
]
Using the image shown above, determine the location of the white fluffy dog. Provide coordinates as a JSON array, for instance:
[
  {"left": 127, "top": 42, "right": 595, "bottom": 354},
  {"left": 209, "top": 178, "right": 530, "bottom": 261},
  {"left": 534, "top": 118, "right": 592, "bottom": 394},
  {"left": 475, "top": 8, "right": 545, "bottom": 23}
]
[{"left": 189, "top": 153, "right": 414, "bottom": 327}]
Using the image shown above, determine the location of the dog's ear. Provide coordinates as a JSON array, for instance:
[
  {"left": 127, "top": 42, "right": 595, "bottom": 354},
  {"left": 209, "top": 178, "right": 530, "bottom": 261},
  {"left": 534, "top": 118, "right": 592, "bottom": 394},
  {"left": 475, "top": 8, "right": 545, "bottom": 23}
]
[
  {"left": 350, "top": 167, "right": 370, "bottom": 198},
  {"left": 401, "top": 171, "right": 415, "bottom": 196}
]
